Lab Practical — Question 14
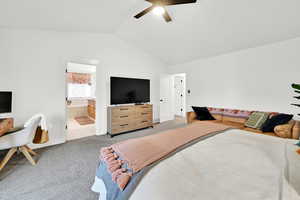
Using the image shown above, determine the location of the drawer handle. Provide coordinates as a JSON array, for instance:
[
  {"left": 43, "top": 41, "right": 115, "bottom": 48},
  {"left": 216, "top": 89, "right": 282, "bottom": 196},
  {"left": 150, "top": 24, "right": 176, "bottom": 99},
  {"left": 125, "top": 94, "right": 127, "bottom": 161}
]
[
  {"left": 120, "top": 108, "right": 129, "bottom": 111},
  {"left": 141, "top": 113, "right": 148, "bottom": 115},
  {"left": 120, "top": 115, "right": 128, "bottom": 118},
  {"left": 141, "top": 120, "right": 148, "bottom": 123},
  {"left": 120, "top": 124, "right": 128, "bottom": 127}
]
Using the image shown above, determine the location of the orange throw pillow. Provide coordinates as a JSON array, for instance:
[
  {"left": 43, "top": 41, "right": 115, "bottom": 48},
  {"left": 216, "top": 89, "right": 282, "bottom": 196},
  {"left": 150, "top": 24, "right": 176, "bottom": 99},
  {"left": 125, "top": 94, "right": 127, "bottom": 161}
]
[{"left": 297, "top": 149, "right": 300, "bottom": 155}]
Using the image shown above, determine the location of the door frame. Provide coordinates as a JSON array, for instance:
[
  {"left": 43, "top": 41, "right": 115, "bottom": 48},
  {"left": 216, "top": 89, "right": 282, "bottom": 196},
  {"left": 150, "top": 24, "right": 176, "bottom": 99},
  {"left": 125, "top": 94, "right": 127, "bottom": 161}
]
[{"left": 65, "top": 62, "right": 97, "bottom": 141}]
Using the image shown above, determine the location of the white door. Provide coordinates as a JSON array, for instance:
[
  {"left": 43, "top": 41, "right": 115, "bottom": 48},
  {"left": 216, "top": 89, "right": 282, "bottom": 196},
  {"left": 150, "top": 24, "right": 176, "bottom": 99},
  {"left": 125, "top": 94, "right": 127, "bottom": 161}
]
[
  {"left": 174, "top": 76, "right": 185, "bottom": 116},
  {"left": 160, "top": 74, "right": 174, "bottom": 123}
]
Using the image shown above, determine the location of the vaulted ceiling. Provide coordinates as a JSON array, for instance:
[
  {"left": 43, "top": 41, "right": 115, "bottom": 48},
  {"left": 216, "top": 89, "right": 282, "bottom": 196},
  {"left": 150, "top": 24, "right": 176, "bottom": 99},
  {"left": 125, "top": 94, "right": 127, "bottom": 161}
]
[
  {"left": 1, "top": 0, "right": 300, "bottom": 65},
  {"left": 0, "top": 0, "right": 139, "bottom": 33}
]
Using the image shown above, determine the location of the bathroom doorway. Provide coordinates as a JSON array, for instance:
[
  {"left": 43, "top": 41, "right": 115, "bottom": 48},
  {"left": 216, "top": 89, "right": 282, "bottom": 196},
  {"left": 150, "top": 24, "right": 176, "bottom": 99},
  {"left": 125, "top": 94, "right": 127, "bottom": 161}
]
[{"left": 66, "top": 63, "right": 96, "bottom": 141}]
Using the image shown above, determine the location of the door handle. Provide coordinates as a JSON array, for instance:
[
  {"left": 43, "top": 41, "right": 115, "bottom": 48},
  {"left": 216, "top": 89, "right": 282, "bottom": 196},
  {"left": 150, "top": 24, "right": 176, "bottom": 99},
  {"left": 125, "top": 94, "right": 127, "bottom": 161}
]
[{"left": 160, "top": 99, "right": 163, "bottom": 102}]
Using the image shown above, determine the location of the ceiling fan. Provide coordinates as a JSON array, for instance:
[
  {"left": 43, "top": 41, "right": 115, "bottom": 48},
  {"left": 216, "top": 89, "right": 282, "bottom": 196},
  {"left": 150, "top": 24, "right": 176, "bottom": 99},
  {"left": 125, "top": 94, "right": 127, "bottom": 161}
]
[{"left": 134, "top": 0, "right": 197, "bottom": 22}]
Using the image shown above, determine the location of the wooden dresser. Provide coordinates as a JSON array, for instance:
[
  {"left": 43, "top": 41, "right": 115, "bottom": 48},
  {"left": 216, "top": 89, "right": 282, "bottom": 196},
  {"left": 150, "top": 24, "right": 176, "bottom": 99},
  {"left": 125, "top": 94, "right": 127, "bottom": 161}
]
[{"left": 107, "top": 104, "right": 153, "bottom": 136}]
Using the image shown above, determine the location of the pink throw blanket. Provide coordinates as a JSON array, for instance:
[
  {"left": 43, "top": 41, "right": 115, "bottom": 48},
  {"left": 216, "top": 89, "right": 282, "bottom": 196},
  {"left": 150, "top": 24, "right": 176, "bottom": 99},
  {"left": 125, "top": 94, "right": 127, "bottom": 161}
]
[{"left": 100, "top": 121, "right": 231, "bottom": 190}]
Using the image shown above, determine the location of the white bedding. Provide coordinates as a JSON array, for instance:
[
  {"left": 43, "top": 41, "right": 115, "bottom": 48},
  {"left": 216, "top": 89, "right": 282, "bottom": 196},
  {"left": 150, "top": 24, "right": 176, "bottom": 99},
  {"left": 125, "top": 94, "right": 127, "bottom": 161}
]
[{"left": 93, "top": 129, "right": 300, "bottom": 200}]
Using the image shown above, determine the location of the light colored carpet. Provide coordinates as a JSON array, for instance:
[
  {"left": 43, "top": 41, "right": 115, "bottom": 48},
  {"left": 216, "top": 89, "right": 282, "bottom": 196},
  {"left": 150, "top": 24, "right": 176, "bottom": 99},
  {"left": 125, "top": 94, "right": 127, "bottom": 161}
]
[{"left": 0, "top": 119, "right": 186, "bottom": 200}]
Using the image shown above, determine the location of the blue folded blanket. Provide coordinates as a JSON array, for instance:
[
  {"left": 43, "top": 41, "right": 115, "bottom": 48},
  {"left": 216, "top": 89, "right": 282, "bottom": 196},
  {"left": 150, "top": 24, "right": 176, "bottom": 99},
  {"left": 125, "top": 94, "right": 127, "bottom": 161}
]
[{"left": 96, "top": 161, "right": 149, "bottom": 200}]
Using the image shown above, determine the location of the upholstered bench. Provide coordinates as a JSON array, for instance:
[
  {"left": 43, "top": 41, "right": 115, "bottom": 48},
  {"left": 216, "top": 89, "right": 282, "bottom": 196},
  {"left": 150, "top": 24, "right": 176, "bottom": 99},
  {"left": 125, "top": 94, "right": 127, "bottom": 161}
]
[{"left": 187, "top": 110, "right": 300, "bottom": 139}]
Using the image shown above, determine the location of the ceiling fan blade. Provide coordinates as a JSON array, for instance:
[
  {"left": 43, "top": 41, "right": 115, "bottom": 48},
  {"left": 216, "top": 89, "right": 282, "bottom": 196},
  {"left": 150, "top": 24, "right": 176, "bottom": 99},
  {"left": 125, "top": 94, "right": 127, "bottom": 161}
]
[
  {"left": 146, "top": 0, "right": 197, "bottom": 6},
  {"left": 134, "top": 6, "right": 155, "bottom": 19},
  {"left": 167, "top": 0, "right": 197, "bottom": 5},
  {"left": 163, "top": 10, "right": 172, "bottom": 22}
]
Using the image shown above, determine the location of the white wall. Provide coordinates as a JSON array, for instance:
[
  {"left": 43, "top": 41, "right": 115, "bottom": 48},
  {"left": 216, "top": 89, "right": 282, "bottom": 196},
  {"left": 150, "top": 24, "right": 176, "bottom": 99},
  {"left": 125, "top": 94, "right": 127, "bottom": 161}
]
[
  {"left": 0, "top": 28, "right": 166, "bottom": 148},
  {"left": 168, "top": 38, "right": 300, "bottom": 119}
]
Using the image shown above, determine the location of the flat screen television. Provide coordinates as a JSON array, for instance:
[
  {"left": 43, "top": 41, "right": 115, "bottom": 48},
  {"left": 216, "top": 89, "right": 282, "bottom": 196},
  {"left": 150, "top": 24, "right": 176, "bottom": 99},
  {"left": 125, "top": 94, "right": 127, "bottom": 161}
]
[
  {"left": 0, "top": 92, "right": 12, "bottom": 113},
  {"left": 111, "top": 77, "right": 150, "bottom": 105}
]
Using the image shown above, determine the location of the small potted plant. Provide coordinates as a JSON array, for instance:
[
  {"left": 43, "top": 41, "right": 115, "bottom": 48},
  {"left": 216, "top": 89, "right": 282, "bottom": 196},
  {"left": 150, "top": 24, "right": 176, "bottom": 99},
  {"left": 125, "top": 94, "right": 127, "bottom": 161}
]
[{"left": 291, "top": 84, "right": 300, "bottom": 116}]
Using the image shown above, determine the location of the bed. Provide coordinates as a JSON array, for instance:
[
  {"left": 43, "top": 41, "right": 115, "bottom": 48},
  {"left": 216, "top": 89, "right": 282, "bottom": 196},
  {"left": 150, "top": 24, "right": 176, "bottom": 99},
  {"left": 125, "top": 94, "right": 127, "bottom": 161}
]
[{"left": 92, "top": 122, "right": 300, "bottom": 200}]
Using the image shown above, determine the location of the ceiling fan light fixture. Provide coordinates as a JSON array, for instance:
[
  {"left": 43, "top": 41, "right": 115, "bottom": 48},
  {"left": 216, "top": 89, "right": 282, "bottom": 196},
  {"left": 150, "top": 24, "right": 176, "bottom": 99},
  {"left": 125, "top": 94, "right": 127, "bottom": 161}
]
[
  {"left": 134, "top": 0, "right": 197, "bottom": 22},
  {"left": 152, "top": 6, "right": 165, "bottom": 16}
]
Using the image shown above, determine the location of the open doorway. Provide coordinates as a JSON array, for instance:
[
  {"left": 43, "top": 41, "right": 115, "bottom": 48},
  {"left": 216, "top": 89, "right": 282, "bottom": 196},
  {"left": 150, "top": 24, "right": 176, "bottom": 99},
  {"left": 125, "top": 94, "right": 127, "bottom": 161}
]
[
  {"left": 66, "top": 63, "right": 96, "bottom": 141},
  {"left": 159, "top": 73, "right": 186, "bottom": 124}
]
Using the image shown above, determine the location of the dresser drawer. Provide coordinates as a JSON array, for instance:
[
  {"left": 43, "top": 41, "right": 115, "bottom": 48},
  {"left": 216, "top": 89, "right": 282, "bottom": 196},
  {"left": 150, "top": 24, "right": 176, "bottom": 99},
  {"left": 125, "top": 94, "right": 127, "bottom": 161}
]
[
  {"left": 138, "top": 113, "right": 152, "bottom": 121},
  {"left": 136, "top": 119, "right": 152, "bottom": 129},
  {"left": 136, "top": 105, "right": 152, "bottom": 112},
  {"left": 111, "top": 106, "right": 135, "bottom": 117},
  {"left": 112, "top": 114, "right": 132, "bottom": 123},
  {"left": 111, "top": 122, "right": 135, "bottom": 134},
  {"left": 136, "top": 111, "right": 152, "bottom": 118}
]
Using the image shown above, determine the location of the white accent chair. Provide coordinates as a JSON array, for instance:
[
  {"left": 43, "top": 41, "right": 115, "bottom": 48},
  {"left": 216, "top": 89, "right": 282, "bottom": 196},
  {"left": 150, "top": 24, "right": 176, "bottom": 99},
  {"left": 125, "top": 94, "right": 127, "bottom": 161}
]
[{"left": 0, "top": 117, "right": 41, "bottom": 171}]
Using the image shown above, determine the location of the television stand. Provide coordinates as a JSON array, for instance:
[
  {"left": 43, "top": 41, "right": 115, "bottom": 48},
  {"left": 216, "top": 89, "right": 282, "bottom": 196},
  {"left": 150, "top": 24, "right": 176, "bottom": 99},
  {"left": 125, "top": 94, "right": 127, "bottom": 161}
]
[{"left": 107, "top": 104, "right": 153, "bottom": 137}]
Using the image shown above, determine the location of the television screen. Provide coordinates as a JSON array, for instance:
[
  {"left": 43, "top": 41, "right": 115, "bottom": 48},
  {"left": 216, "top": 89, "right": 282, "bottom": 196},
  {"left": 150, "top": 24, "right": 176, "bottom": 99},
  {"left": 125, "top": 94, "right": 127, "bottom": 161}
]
[
  {"left": 0, "top": 92, "right": 12, "bottom": 113},
  {"left": 111, "top": 77, "right": 150, "bottom": 105}
]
